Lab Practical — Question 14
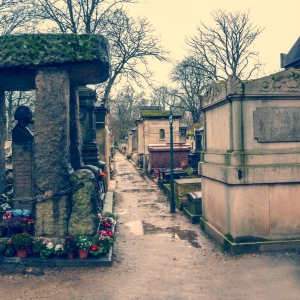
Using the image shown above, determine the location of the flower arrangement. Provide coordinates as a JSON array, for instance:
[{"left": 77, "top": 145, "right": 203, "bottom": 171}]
[
  {"left": 89, "top": 244, "right": 104, "bottom": 257},
  {"left": 64, "top": 235, "right": 77, "bottom": 253},
  {"left": 76, "top": 235, "right": 92, "bottom": 250},
  {"left": 32, "top": 237, "right": 54, "bottom": 259},
  {"left": 98, "top": 215, "right": 116, "bottom": 229},
  {"left": 0, "top": 216, "right": 34, "bottom": 233},
  {"left": 11, "top": 233, "right": 33, "bottom": 250},
  {"left": 10, "top": 209, "right": 31, "bottom": 217},
  {"left": 54, "top": 244, "right": 65, "bottom": 256},
  {"left": 98, "top": 230, "right": 116, "bottom": 254}
]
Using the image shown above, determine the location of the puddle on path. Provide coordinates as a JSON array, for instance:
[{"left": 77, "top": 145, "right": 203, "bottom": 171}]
[
  {"left": 120, "top": 189, "right": 157, "bottom": 193},
  {"left": 124, "top": 221, "right": 201, "bottom": 248}
]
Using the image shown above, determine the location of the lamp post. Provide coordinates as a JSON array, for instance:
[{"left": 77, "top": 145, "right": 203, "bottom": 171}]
[{"left": 169, "top": 107, "right": 175, "bottom": 213}]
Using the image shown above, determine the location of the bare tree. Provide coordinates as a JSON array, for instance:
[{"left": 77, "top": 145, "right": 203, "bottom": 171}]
[
  {"left": 0, "top": 1, "right": 36, "bottom": 35},
  {"left": 31, "top": 2, "right": 168, "bottom": 99},
  {"left": 32, "top": 0, "right": 133, "bottom": 33},
  {"left": 186, "top": 10, "right": 263, "bottom": 81},
  {"left": 170, "top": 56, "right": 211, "bottom": 124},
  {"left": 109, "top": 85, "right": 146, "bottom": 140},
  {"left": 99, "top": 9, "right": 169, "bottom": 100},
  {"left": 0, "top": 1, "right": 37, "bottom": 139}
]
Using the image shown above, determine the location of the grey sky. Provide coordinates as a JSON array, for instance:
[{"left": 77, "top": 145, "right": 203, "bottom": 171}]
[{"left": 125, "top": 0, "right": 300, "bottom": 86}]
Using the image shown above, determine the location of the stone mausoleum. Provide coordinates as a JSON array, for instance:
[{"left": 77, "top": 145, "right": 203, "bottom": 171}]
[{"left": 200, "top": 68, "right": 300, "bottom": 254}]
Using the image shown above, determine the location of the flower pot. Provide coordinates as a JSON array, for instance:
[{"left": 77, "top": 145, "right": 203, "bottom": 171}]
[
  {"left": 67, "top": 252, "right": 74, "bottom": 259},
  {"left": 16, "top": 249, "right": 27, "bottom": 258},
  {"left": 78, "top": 249, "right": 89, "bottom": 259}
]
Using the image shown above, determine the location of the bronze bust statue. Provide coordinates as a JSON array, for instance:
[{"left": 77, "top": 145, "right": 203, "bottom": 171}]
[{"left": 12, "top": 105, "right": 34, "bottom": 144}]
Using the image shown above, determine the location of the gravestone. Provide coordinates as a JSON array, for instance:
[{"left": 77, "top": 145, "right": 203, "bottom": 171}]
[
  {"left": 0, "top": 34, "right": 110, "bottom": 237},
  {"left": 12, "top": 105, "right": 34, "bottom": 210}
]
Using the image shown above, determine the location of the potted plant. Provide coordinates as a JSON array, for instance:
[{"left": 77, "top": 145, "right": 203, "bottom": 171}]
[
  {"left": 64, "top": 235, "right": 77, "bottom": 259},
  {"left": 11, "top": 233, "right": 33, "bottom": 258},
  {"left": 98, "top": 230, "right": 116, "bottom": 255},
  {"left": 54, "top": 244, "right": 65, "bottom": 257},
  {"left": 89, "top": 244, "right": 104, "bottom": 257},
  {"left": 32, "top": 237, "right": 54, "bottom": 259},
  {"left": 76, "top": 235, "right": 92, "bottom": 259}
]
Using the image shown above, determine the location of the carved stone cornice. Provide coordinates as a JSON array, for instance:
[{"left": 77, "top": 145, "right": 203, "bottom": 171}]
[{"left": 226, "top": 75, "right": 243, "bottom": 95}]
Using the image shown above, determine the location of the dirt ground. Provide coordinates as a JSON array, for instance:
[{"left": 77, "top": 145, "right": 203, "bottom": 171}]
[{"left": 1, "top": 151, "right": 300, "bottom": 300}]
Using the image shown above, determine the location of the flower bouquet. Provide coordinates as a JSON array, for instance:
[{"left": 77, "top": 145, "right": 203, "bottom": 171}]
[
  {"left": 32, "top": 237, "right": 54, "bottom": 259},
  {"left": 98, "top": 215, "right": 116, "bottom": 229}
]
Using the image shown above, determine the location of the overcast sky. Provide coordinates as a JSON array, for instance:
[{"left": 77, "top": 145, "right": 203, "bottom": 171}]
[{"left": 124, "top": 0, "right": 300, "bottom": 87}]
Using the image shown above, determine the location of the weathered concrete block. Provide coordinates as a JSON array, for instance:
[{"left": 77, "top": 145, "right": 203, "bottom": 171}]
[
  {"left": 68, "top": 169, "right": 98, "bottom": 236},
  {"left": 174, "top": 178, "right": 201, "bottom": 197},
  {"left": 0, "top": 34, "right": 110, "bottom": 90}
]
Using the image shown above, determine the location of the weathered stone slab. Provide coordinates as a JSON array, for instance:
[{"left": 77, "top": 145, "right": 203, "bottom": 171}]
[
  {"left": 253, "top": 107, "right": 300, "bottom": 142},
  {"left": 12, "top": 143, "right": 33, "bottom": 210},
  {"left": 68, "top": 169, "right": 98, "bottom": 236},
  {"left": 0, "top": 34, "right": 110, "bottom": 90},
  {"left": 34, "top": 68, "right": 71, "bottom": 237}
]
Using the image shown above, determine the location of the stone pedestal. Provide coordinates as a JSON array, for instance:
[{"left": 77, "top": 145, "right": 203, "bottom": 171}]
[
  {"left": 174, "top": 178, "right": 201, "bottom": 210},
  {"left": 34, "top": 68, "right": 72, "bottom": 237},
  {"left": 12, "top": 143, "right": 34, "bottom": 210},
  {"left": 183, "top": 191, "right": 202, "bottom": 224},
  {"left": 79, "top": 86, "right": 100, "bottom": 167},
  {"left": 200, "top": 70, "right": 300, "bottom": 254}
]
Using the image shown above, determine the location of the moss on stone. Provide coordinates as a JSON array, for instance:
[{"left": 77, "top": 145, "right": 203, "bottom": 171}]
[{"left": 0, "top": 34, "right": 109, "bottom": 68}]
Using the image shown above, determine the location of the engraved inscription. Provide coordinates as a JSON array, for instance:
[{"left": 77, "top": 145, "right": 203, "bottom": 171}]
[
  {"left": 13, "top": 158, "right": 32, "bottom": 190},
  {"left": 253, "top": 107, "right": 300, "bottom": 142}
]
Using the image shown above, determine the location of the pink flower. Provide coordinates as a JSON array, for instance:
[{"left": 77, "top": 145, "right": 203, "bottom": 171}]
[{"left": 107, "top": 230, "right": 114, "bottom": 237}]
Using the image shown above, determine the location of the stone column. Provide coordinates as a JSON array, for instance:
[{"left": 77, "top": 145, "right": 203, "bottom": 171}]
[
  {"left": 0, "top": 89, "right": 6, "bottom": 194},
  {"left": 34, "top": 68, "right": 72, "bottom": 237},
  {"left": 79, "top": 87, "right": 99, "bottom": 167},
  {"left": 69, "top": 85, "right": 83, "bottom": 170}
]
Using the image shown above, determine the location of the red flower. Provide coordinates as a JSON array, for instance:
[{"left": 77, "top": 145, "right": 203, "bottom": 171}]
[
  {"left": 104, "top": 222, "right": 110, "bottom": 227},
  {"left": 99, "top": 172, "right": 107, "bottom": 178},
  {"left": 91, "top": 245, "right": 99, "bottom": 251},
  {"left": 106, "top": 230, "right": 114, "bottom": 237}
]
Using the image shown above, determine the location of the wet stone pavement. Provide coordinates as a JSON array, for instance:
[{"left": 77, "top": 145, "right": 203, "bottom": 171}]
[{"left": 1, "top": 151, "right": 300, "bottom": 299}]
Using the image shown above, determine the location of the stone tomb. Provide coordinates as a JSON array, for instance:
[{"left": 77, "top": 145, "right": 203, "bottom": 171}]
[
  {"left": 200, "top": 69, "right": 300, "bottom": 254},
  {"left": 0, "top": 34, "right": 110, "bottom": 237}
]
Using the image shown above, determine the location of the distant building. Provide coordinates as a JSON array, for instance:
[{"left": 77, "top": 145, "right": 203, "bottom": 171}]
[{"left": 128, "top": 106, "right": 189, "bottom": 171}]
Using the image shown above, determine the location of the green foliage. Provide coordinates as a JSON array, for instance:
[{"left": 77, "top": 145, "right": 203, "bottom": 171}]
[
  {"left": 0, "top": 239, "right": 15, "bottom": 257},
  {"left": 102, "top": 212, "right": 117, "bottom": 220},
  {"left": 32, "top": 237, "right": 54, "bottom": 259},
  {"left": 141, "top": 110, "right": 170, "bottom": 117},
  {"left": 76, "top": 235, "right": 92, "bottom": 250},
  {"left": 11, "top": 233, "right": 33, "bottom": 250}
]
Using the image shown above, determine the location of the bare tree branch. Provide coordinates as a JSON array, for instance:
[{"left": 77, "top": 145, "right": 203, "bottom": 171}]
[{"left": 186, "top": 9, "right": 264, "bottom": 81}]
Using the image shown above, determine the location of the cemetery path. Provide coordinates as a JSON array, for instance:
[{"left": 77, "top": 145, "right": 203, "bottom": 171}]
[{"left": 1, "top": 151, "right": 300, "bottom": 299}]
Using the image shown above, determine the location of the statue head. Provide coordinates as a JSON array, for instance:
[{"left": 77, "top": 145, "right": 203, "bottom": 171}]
[{"left": 14, "top": 105, "right": 33, "bottom": 126}]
